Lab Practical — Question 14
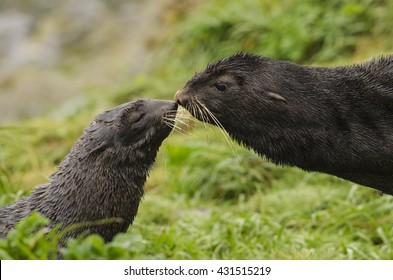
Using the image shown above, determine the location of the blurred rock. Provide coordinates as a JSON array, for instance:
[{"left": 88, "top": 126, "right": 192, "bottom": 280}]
[{"left": 0, "top": 0, "right": 172, "bottom": 124}]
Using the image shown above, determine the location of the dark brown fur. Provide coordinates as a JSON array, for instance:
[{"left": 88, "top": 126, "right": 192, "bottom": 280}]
[
  {"left": 176, "top": 52, "right": 393, "bottom": 195},
  {"left": 0, "top": 99, "right": 177, "bottom": 242}
]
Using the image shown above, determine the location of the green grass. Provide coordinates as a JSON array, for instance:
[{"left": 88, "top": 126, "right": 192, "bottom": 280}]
[
  {"left": 1, "top": 0, "right": 393, "bottom": 259},
  {"left": 2, "top": 127, "right": 393, "bottom": 260}
]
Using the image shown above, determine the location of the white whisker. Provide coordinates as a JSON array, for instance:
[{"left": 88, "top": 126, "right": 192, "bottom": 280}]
[
  {"left": 163, "top": 119, "right": 195, "bottom": 137},
  {"left": 191, "top": 104, "right": 197, "bottom": 121},
  {"left": 194, "top": 97, "right": 238, "bottom": 156},
  {"left": 175, "top": 121, "right": 195, "bottom": 131},
  {"left": 195, "top": 102, "right": 208, "bottom": 130},
  {"left": 172, "top": 117, "right": 192, "bottom": 127}
]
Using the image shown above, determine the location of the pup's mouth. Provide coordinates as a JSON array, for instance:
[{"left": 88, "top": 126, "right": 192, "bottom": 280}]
[
  {"left": 162, "top": 110, "right": 177, "bottom": 125},
  {"left": 159, "top": 100, "right": 178, "bottom": 131}
]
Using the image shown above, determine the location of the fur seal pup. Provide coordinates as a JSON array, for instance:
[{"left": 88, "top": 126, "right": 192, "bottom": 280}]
[
  {"left": 0, "top": 99, "right": 177, "bottom": 242},
  {"left": 175, "top": 52, "right": 393, "bottom": 195}
]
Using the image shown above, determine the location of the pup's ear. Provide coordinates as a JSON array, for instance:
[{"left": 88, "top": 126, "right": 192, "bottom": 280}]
[{"left": 89, "top": 141, "right": 110, "bottom": 155}]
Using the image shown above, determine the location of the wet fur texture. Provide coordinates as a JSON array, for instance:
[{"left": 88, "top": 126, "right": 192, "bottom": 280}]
[
  {"left": 176, "top": 52, "right": 393, "bottom": 195},
  {"left": 0, "top": 99, "right": 177, "bottom": 242}
]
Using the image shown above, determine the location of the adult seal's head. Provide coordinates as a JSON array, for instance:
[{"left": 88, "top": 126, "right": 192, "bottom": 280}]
[
  {"left": 0, "top": 99, "right": 177, "bottom": 243},
  {"left": 176, "top": 52, "right": 393, "bottom": 195},
  {"left": 175, "top": 52, "right": 285, "bottom": 128}
]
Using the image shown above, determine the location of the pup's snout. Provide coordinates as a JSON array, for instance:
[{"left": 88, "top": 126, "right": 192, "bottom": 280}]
[
  {"left": 157, "top": 100, "right": 178, "bottom": 114},
  {"left": 142, "top": 99, "right": 178, "bottom": 117}
]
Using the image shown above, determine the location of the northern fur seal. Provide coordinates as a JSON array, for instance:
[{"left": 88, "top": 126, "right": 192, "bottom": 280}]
[
  {"left": 0, "top": 99, "right": 177, "bottom": 242},
  {"left": 175, "top": 52, "right": 393, "bottom": 195}
]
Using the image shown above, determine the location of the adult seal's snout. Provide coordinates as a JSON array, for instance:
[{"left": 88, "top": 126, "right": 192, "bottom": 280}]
[{"left": 175, "top": 88, "right": 187, "bottom": 107}]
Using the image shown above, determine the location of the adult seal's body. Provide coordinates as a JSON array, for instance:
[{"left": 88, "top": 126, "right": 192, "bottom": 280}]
[
  {"left": 0, "top": 99, "right": 177, "bottom": 242},
  {"left": 176, "top": 52, "right": 393, "bottom": 195}
]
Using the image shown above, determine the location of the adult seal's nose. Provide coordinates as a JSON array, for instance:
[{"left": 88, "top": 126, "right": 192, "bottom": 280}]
[{"left": 175, "top": 88, "right": 188, "bottom": 107}]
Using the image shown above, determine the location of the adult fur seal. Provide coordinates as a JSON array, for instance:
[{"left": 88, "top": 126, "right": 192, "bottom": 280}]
[
  {"left": 175, "top": 52, "right": 393, "bottom": 195},
  {"left": 0, "top": 99, "right": 177, "bottom": 242}
]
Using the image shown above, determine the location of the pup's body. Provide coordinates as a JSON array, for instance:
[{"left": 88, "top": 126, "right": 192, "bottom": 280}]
[{"left": 0, "top": 99, "right": 177, "bottom": 242}]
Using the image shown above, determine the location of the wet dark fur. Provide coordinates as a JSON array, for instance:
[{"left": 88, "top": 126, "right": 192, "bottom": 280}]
[
  {"left": 176, "top": 52, "right": 393, "bottom": 195},
  {"left": 0, "top": 99, "right": 177, "bottom": 242}
]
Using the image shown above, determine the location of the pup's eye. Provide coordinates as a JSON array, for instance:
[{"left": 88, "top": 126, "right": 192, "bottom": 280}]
[{"left": 214, "top": 82, "right": 227, "bottom": 92}]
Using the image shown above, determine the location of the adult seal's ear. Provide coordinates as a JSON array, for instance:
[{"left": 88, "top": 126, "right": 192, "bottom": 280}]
[{"left": 267, "top": 92, "right": 287, "bottom": 103}]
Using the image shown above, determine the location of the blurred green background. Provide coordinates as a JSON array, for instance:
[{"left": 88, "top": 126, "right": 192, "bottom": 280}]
[{"left": 1, "top": 0, "right": 393, "bottom": 259}]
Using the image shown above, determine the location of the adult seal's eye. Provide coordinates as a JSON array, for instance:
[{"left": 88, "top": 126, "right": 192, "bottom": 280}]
[{"left": 214, "top": 82, "right": 227, "bottom": 92}]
